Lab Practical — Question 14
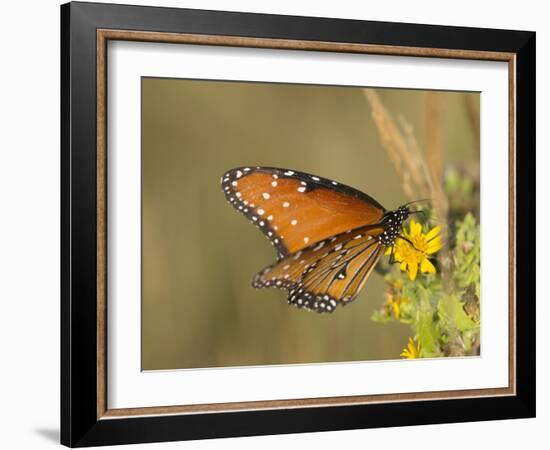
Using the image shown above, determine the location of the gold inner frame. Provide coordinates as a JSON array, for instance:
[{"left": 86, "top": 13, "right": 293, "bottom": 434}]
[{"left": 96, "top": 29, "right": 517, "bottom": 420}]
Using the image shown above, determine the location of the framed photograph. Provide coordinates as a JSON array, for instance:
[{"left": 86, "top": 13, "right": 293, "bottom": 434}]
[{"left": 61, "top": 1, "right": 535, "bottom": 447}]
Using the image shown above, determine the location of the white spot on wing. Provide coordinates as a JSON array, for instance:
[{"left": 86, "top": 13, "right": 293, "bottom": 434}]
[
  {"left": 283, "top": 202, "right": 290, "bottom": 208},
  {"left": 313, "top": 241, "right": 325, "bottom": 251},
  {"left": 297, "top": 187, "right": 306, "bottom": 193},
  {"left": 284, "top": 170, "right": 294, "bottom": 176},
  {"left": 291, "top": 219, "right": 298, "bottom": 226},
  {"left": 262, "top": 193, "right": 270, "bottom": 199},
  {"left": 236, "top": 170, "right": 243, "bottom": 178},
  {"left": 304, "top": 237, "right": 309, "bottom": 244}
]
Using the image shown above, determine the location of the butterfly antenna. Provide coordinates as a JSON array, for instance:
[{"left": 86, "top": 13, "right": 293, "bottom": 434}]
[
  {"left": 409, "top": 210, "right": 426, "bottom": 217},
  {"left": 404, "top": 198, "right": 431, "bottom": 207}
]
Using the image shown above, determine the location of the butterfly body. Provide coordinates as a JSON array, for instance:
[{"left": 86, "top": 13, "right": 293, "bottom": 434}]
[
  {"left": 375, "top": 206, "right": 411, "bottom": 247},
  {"left": 221, "top": 167, "right": 411, "bottom": 313}
]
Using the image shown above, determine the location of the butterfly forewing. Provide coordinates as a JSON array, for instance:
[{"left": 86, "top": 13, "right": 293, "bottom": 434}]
[
  {"left": 252, "top": 225, "right": 386, "bottom": 313},
  {"left": 221, "top": 167, "right": 386, "bottom": 258}
]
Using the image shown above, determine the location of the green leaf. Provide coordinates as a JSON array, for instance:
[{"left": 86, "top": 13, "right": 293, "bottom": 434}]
[
  {"left": 371, "top": 310, "right": 391, "bottom": 324},
  {"left": 438, "top": 294, "right": 477, "bottom": 333},
  {"left": 398, "top": 300, "right": 415, "bottom": 324},
  {"left": 415, "top": 310, "right": 440, "bottom": 356},
  {"left": 413, "top": 285, "right": 441, "bottom": 357},
  {"left": 453, "top": 213, "right": 480, "bottom": 292}
]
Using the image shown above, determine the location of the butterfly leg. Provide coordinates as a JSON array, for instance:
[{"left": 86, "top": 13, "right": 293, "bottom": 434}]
[{"left": 388, "top": 245, "right": 400, "bottom": 265}]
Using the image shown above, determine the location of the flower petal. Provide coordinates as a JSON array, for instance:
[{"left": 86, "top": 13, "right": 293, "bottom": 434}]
[
  {"left": 425, "top": 225, "right": 441, "bottom": 241},
  {"left": 426, "top": 237, "right": 442, "bottom": 254},
  {"left": 397, "top": 240, "right": 407, "bottom": 252},
  {"left": 425, "top": 227, "right": 443, "bottom": 254},
  {"left": 408, "top": 262, "right": 418, "bottom": 280},
  {"left": 400, "top": 261, "right": 408, "bottom": 271},
  {"left": 420, "top": 257, "right": 436, "bottom": 274},
  {"left": 409, "top": 220, "right": 422, "bottom": 237},
  {"left": 392, "top": 302, "right": 401, "bottom": 320},
  {"left": 401, "top": 338, "right": 420, "bottom": 359}
]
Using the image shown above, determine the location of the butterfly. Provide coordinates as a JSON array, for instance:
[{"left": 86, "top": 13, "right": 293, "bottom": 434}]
[{"left": 221, "top": 167, "right": 417, "bottom": 313}]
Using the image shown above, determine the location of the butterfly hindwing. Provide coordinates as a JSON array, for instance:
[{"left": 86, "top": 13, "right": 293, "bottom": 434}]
[
  {"left": 252, "top": 225, "right": 386, "bottom": 313},
  {"left": 221, "top": 167, "right": 386, "bottom": 259}
]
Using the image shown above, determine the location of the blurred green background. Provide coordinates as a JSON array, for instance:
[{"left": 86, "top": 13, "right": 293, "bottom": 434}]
[{"left": 142, "top": 78, "right": 479, "bottom": 370}]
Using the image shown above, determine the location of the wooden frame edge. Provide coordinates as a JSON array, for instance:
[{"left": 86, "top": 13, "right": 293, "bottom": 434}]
[
  {"left": 95, "top": 28, "right": 517, "bottom": 420},
  {"left": 100, "top": 387, "right": 515, "bottom": 419},
  {"left": 98, "top": 28, "right": 515, "bottom": 61},
  {"left": 508, "top": 55, "right": 517, "bottom": 395},
  {"left": 97, "top": 29, "right": 108, "bottom": 419}
]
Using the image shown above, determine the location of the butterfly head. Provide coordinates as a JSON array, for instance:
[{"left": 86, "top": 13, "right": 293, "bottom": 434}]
[
  {"left": 396, "top": 205, "right": 411, "bottom": 219},
  {"left": 377, "top": 205, "right": 410, "bottom": 247}
]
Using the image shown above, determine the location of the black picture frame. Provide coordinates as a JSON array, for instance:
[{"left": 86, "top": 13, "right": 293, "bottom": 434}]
[{"left": 61, "top": 1, "right": 535, "bottom": 447}]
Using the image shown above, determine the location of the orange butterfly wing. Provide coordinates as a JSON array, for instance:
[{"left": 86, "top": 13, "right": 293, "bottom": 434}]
[
  {"left": 221, "top": 167, "right": 385, "bottom": 258},
  {"left": 252, "top": 225, "right": 385, "bottom": 313}
]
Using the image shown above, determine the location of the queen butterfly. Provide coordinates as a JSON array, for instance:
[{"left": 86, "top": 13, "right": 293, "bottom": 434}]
[{"left": 221, "top": 167, "right": 414, "bottom": 313}]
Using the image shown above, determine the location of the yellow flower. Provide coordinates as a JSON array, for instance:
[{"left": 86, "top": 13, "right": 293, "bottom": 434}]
[
  {"left": 383, "top": 294, "right": 409, "bottom": 320},
  {"left": 392, "top": 278, "right": 404, "bottom": 290},
  {"left": 386, "top": 220, "right": 442, "bottom": 281},
  {"left": 400, "top": 337, "right": 421, "bottom": 359}
]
